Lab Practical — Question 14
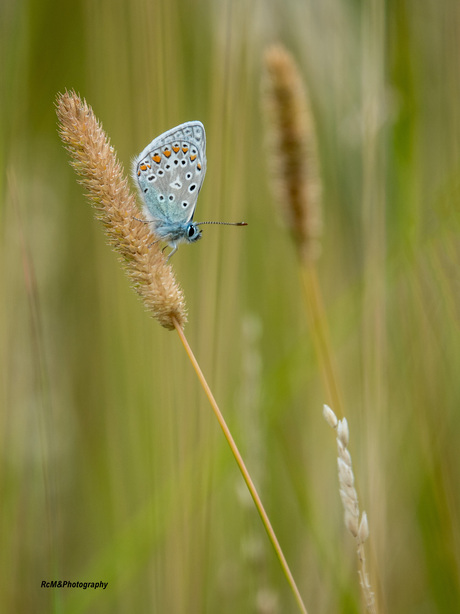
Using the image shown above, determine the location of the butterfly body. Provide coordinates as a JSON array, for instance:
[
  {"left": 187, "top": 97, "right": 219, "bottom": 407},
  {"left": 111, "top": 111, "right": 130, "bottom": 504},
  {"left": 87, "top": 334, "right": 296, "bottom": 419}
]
[
  {"left": 150, "top": 218, "right": 202, "bottom": 247},
  {"left": 133, "top": 121, "right": 246, "bottom": 259},
  {"left": 132, "top": 121, "right": 207, "bottom": 258}
]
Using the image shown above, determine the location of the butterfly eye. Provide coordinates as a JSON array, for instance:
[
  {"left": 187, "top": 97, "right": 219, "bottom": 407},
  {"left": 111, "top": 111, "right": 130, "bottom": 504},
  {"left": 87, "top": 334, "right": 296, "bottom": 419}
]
[{"left": 187, "top": 226, "right": 196, "bottom": 238}]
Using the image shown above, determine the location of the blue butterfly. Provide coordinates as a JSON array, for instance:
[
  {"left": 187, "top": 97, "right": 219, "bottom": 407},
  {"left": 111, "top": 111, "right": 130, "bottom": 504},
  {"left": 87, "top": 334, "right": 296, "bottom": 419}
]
[{"left": 132, "top": 121, "right": 246, "bottom": 259}]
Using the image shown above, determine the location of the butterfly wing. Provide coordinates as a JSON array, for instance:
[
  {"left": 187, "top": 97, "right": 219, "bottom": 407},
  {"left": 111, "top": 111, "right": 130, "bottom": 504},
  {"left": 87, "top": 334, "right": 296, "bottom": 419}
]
[{"left": 132, "top": 121, "right": 207, "bottom": 227}]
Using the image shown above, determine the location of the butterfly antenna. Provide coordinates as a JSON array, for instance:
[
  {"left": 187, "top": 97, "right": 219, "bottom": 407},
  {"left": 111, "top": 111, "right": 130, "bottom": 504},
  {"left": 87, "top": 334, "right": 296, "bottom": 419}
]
[{"left": 196, "top": 221, "right": 248, "bottom": 227}]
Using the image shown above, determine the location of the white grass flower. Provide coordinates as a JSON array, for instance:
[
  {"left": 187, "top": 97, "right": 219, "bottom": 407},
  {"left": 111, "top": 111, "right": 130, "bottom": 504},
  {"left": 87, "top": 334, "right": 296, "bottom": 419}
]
[{"left": 322, "top": 404, "right": 377, "bottom": 613}]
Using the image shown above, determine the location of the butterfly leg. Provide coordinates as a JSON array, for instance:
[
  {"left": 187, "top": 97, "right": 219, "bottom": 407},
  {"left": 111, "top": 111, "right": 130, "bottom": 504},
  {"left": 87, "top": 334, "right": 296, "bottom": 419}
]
[{"left": 166, "top": 244, "right": 178, "bottom": 261}]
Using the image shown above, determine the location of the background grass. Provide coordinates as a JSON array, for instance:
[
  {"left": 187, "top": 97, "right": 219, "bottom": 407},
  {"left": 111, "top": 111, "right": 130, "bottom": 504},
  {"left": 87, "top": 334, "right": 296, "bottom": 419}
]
[{"left": 1, "top": 0, "right": 460, "bottom": 612}]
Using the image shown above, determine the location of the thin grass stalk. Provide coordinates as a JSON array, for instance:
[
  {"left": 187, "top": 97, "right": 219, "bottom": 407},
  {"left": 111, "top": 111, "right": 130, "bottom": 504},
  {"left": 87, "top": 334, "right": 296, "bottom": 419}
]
[
  {"left": 301, "top": 264, "right": 343, "bottom": 418},
  {"left": 10, "top": 171, "right": 58, "bottom": 583},
  {"left": 57, "top": 90, "right": 308, "bottom": 614},
  {"left": 173, "top": 317, "right": 309, "bottom": 614}
]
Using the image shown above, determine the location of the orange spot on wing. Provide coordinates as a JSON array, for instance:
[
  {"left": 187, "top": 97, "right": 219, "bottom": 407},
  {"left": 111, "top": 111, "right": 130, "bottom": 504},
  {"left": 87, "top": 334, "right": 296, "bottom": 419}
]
[
  {"left": 163, "top": 149, "right": 171, "bottom": 158},
  {"left": 137, "top": 170, "right": 141, "bottom": 176},
  {"left": 190, "top": 154, "right": 197, "bottom": 162},
  {"left": 140, "top": 165, "right": 147, "bottom": 171},
  {"left": 197, "top": 163, "right": 201, "bottom": 170},
  {"left": 152, "top": 154, "right": 161, "bottom": 164},
  {"left": 172, "top": 145, "right": 180, "bottom": 153},
  {"left": 182, "top": 146, "right": 189, "bottom": 153}
]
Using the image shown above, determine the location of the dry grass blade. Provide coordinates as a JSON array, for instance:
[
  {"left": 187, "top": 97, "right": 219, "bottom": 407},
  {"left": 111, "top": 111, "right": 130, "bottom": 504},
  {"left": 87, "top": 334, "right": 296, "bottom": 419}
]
[{"left": 56, "top": 90, "right": 186, "bottom": 330}]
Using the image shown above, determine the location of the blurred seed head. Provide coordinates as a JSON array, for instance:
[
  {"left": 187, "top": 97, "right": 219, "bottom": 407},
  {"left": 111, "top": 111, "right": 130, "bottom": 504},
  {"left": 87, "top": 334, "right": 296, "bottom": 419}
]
[{"left": 262, "top": 44, "right": 322, "bottom": 262}]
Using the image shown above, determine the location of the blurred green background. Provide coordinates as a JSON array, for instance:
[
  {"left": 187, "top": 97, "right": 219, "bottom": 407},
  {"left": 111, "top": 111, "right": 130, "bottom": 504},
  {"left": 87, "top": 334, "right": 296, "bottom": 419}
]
[{"left": 2, "top": 0, "right": 460, "bottom": 612}]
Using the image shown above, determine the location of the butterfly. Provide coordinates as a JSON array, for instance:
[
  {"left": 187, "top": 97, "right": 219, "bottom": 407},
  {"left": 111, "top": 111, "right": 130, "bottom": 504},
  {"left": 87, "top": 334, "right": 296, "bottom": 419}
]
[{"left": 132, "top": 121, "right": 246, "bottom": 260}]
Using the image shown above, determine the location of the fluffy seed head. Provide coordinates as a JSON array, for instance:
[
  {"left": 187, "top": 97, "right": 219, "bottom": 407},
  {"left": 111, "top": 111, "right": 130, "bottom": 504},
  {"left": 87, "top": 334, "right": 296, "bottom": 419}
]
[{"left": 56, "top": 91, "right": 187, "bottom": 330}]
